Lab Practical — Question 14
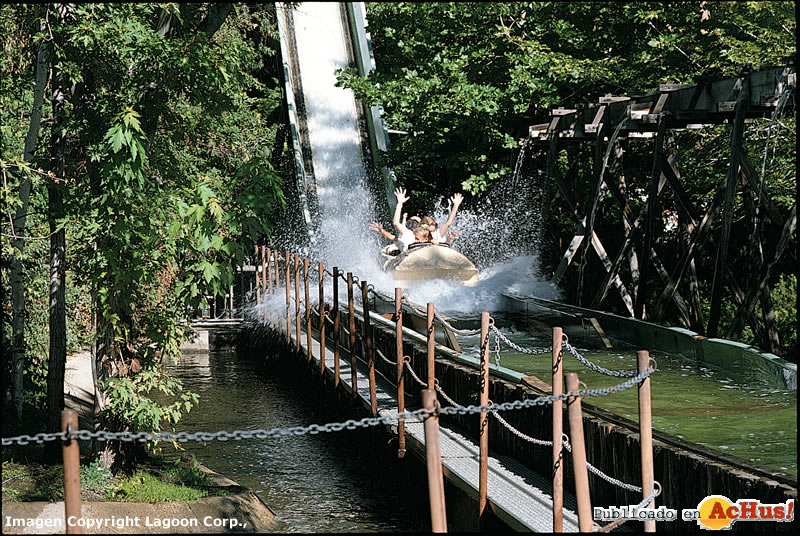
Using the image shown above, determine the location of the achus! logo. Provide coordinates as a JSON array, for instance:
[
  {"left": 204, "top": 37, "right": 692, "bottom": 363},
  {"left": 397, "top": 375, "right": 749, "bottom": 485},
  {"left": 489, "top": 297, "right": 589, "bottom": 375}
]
[{"left": 681, "top": 495, "right": 794, "bottom": 530}]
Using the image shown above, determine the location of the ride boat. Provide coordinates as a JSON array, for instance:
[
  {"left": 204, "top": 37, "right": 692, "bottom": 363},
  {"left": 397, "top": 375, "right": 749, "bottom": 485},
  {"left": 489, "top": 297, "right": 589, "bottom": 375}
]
[{"left": 382, "top": 242, "right": 479, "bottom": 288}]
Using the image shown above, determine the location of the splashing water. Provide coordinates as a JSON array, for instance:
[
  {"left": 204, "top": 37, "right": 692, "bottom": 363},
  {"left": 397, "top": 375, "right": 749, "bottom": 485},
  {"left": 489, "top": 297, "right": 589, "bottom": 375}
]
[{"left": 277, "top": 3, "right": 559, "bottom": 317}]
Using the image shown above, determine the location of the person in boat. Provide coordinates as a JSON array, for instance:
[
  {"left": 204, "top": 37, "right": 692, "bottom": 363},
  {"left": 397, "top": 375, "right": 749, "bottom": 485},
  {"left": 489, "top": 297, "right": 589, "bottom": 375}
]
[
  {"left": 370, "top": 212, "right": 410, "bottom": 256},
  {"left": 392, "top": 187, "right": 434, "bottom": 251},
  {"left": 421, "top": 192, "right": 464, "bottom": 245}
]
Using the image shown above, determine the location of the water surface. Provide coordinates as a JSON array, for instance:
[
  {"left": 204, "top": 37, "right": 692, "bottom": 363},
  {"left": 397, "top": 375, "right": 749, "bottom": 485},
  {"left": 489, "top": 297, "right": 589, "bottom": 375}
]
[
  {"left": 458, "top": 329, "right": 797, "bottom": 479},
  {"left": 166, "top": 349, "right": 428, "bottom": 533}
]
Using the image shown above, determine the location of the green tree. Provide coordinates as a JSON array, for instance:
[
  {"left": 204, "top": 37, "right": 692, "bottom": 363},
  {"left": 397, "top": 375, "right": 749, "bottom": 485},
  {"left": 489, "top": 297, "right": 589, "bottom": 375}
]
[
  {"left": 2, "top": 3, "right": 288, "bottom": 466},
  {"left": 339, "top": 2, "right": 794, "bottom": 195}
]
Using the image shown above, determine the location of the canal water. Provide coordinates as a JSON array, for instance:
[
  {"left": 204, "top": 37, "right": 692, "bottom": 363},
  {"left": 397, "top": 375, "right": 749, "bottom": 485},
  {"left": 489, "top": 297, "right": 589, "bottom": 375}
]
[
  {"left": 457, "top": 329, "right": 797, "bottom": 479},
  {"left": 165, "top": 348, "right": 428, "bottom": 533}
]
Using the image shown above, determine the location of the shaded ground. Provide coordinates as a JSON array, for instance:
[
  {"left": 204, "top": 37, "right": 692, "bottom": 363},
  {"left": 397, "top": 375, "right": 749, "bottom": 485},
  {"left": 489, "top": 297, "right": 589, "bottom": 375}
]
[{"left": 3, "top": 351, "right": 277, "bottom": 533}]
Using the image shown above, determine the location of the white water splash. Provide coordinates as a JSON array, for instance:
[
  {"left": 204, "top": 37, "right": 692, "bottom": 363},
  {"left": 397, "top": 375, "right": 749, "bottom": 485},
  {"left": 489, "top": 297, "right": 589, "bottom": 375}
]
[{"left": 281, "top": 2, "right": 560, "bottom": 317}]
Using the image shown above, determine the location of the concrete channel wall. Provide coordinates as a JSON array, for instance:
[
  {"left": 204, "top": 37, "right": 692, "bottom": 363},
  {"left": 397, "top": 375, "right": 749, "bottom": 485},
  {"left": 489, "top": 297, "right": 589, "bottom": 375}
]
[
  {"left": 502, "top": 294, "right": 797, "bottom": 391},
  {"left": 346, "top": 311, "right": 797, "bottom": 532}
]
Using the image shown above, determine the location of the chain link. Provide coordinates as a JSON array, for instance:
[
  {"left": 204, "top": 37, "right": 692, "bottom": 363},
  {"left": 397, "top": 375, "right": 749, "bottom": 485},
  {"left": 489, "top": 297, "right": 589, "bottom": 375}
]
[
  {"left": 491, "top": 324, "right": 552, "bottom": 356},
  {"left": 2, "top": 409, "right": 431, "bottom": 446},
  {"left": 434, "top": 380, "right": 461, "bottom": 407},
  {"left": 562, "top": 339, "right": 639, "bottom": 377},
  {"left": 494, "top": 327, "right": 501, "bottom": 366},
  {"left": 490, "top": 410, "right": 553, "bottom": 446},
  {"left": 404, "top": 358, "right": 428, "bottom": 388}
]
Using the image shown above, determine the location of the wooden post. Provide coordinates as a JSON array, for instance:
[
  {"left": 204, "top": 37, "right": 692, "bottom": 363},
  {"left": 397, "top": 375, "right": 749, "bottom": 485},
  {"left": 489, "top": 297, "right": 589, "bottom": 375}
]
[
  {"left": 427, "top": 303, "right": 435, "bottom": 389},
  {"left": 266, "top": 248, "right": 273, "bottom": 294},
  {"left": 304, "top": 257, "right": 312, "bottom": 363},
  {"left": 347, "top": 272, "right": 357, "bottom": 400},
  {"left": 552, "top": 327, "right": 564, "bottom": 532},
  {"left": 395, "top": 288, "right": 406, "bottom": 458},
  {"left": 273, "top": 248, "right": 281, "bottom": 290},
  {"left": 478, "top": 312, "right": 490, "bottom": 519},
  {"left": 255, "top": 245, "right": 261, "bottom": 306},
  {"left": 294, "top": 254, "right": 301, "bottom": 354},
  {"left": 261, "top": 245, "right": 267, "bottom": 323},
  {"left": 266, "top": 247, "right": 273, "bottom": 323},
  {"left": 62, "top": 409, "right": 82, "bottom": 534},
  {"left": 638, "top": 350, "right": 656, "bottom": 532},
  {"left": 566, "top": 372, "right": 592, "bottom": 532},
  {"left": 319, "top": 262, "right": 326, "bottom": 376},
  {"left": 422, "top": 389, "right": 448, "bottom": 533},
  {"left": 284, "top": 251, "right": 290, "bottom": 342},
  {"left": 333, "top": 267, "right": 340, "bottom": 388},
  {"left": 362, "top": 281, "right": 377, "bottom": 416}
]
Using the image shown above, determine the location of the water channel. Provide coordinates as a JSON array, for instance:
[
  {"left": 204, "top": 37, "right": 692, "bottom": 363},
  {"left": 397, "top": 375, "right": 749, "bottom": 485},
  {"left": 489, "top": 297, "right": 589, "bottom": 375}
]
[
  {"left": 457, "top": 328, "right": 797, "bottom": 479},
  {"left": 166, "top": 347, "right": 428, "bottom": 533}
]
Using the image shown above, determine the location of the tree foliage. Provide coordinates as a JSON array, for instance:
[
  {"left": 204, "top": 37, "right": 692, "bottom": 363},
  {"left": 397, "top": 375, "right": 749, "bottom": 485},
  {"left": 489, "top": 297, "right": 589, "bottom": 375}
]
[
  {"left": 339, "top": 1, "right": 795, "bottom": 194},
  {"left": 1, "top": 4, "right": 288, "bottom": 449},
  {"left": 339, "top": 2, "right": 795, "bottom": 358}
]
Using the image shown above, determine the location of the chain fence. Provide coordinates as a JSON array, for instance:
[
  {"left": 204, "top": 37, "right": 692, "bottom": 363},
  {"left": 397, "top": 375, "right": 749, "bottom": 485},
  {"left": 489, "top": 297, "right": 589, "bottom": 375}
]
[
  {"left": 422, "top": 362, "right": 657, "bottom": 500},
  {"left": 2, "top": 369, "right": 651, "bottom": 447},
  {"left": 204, "top": 258, "right": 662, "bottom": 522}
]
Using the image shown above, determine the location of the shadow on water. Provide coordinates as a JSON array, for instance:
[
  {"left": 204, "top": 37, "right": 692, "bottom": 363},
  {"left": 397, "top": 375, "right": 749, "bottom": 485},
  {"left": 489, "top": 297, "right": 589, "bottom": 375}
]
[{"left": 165, "top": 344, "right": 429, "bottom": 533}]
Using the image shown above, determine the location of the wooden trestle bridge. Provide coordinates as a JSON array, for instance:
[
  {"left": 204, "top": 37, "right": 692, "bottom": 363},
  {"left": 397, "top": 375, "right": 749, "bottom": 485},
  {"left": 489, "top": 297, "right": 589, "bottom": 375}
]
[
  {"left": 249, "top": 246, "right": 661, "bottom": 533},
  {"left": 523, "top": 60, "right": 795, "bottom": 349}
]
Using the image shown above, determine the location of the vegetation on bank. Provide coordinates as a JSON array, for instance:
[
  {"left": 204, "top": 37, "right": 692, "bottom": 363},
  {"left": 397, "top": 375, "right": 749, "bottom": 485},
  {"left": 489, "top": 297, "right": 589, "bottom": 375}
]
[
  {"left": 2, "top": 3, "right": 289, "bottom": 468},
  {"left": 2, "top": 454, "right": 228, "bottom": 503}
]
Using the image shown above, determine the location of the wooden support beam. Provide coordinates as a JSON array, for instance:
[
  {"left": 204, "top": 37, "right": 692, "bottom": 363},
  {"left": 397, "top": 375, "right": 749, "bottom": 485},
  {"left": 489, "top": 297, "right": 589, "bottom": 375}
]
[
  {"left": 636, "top": 115, "right": 668, "bottom": 319},
  {"left": 759, "top": 283, "right": 782, "bottom": 355},
  {"left": 660, "top": 155, "right": 699, "bottom": 223},
  {"left": 677, "top": 213, "right": 705, "bottom": 333},
  {"left": 738, "top": 152, "right": 785, "bottom": 228},
  {"left": 545, "top": 141, "right": 634, "bottom": 315},
  {"left": 577, "top": 122, "right": 607, "bottom": 305},
  {"left": 726, "top": 204, "right": 796, "bottom": 342},
  {"left": 708, "top": 73, "right": 750, "bottom": 337},
  {"left": 651, "top": 177, "right": 727, "bottom": 323},
  {"left": 591, "top": 160, "right": 666, "bottom": 309}
]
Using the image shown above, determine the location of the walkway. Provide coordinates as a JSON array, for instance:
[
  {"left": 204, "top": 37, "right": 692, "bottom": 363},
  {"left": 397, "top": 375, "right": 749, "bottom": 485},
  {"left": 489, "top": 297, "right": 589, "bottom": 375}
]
[{"left": 285, "top": 321, "right": 583, "bottom": 532}]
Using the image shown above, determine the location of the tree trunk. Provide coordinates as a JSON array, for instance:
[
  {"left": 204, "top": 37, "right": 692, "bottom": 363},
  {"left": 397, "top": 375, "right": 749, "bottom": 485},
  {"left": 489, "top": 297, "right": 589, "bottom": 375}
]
[
  {"left": 45, "top": 4, "right": 70, "bottom": 461},
  {"left": 9, "top": 3, "right": 49, "bottom": 425}
]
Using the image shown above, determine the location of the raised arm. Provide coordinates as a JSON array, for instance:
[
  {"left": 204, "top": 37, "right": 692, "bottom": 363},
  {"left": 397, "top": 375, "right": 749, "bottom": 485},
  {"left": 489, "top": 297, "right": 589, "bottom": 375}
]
[
  {"left": 392, "top": 187, "right": 410, "bottom": 235},
  {"left": 369, "top": 221, "right": 396, "bottom": 242},
  {"left": 437, "top": 192, "right": 463, "bottom": 237}
]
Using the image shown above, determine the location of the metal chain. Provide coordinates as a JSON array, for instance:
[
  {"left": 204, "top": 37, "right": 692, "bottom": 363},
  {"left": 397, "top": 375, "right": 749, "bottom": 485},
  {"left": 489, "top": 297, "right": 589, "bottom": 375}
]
[
  {"left": 494, "top": 327, "right": 501, "bottom": 366},
  {"left": 562, "top": 339, "right": 639, "bottom": 378},
  {"left": 2, "top": 410, "right": 428, "bottom": 446},
  {"left": 491, "top": 324, "right": 552, "bottom": 355},
  {"left": 562, "top": 434, "right": 644, "bottom": 493},
  {"left": 490, "top": 410, "right": 553, "bottom": 446},
  {"left": 2, "top": 367, "right": 653, "bottom": 447},
  {"left": 434, "top": 310, "right": 485, "bottom": 336},
  {"left": 370, "top": 288, "right": 395, "bottom": 304},
  {"left": 434, "top": 380, "right": 461, "bottom": 408},
  {"left": 401, "top": 296, "right": 428, "bottom": 316},
  {"left": 375, "top": 347, "right": 397, "bottom": 368},
  {"left": 0, "top": 432, "right": 67, "bottom": 445},
  {"left": 404, "top": 359, "right": 428, "bottom": 388}
]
